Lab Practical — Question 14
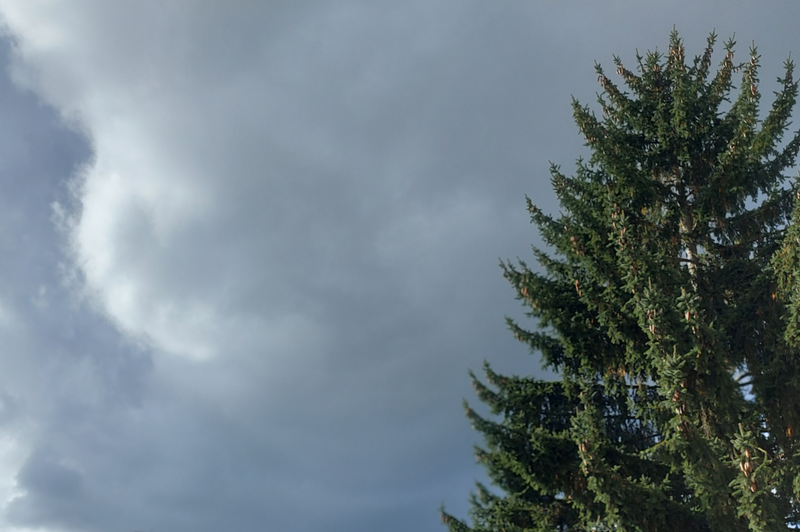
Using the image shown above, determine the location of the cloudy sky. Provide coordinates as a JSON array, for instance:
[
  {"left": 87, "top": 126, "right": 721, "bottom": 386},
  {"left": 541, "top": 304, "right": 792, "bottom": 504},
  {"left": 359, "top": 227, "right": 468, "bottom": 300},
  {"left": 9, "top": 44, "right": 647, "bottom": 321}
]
[{"left": 0, "top": 2, "right": 796, "bottom": 531}]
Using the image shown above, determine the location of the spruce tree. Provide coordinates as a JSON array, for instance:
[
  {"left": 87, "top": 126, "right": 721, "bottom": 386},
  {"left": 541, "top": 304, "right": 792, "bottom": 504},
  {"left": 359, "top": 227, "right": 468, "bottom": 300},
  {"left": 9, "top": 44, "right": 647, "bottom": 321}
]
[{"left": 443, "top": 31, "right": 800, "bottom": 532}]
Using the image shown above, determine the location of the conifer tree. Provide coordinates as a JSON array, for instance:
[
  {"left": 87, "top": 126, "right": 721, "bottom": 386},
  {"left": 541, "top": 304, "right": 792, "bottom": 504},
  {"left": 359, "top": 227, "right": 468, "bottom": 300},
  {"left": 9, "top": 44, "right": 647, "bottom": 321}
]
[{"left": 443, "top": 31, "right": 800, "bottom": 532}]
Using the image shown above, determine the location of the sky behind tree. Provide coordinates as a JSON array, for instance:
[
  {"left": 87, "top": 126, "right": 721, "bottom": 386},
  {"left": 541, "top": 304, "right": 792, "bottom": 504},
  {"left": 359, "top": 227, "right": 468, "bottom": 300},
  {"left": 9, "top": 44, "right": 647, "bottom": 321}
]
[{"left": 0, "top": 2, "right": 797, "bottom": 531}]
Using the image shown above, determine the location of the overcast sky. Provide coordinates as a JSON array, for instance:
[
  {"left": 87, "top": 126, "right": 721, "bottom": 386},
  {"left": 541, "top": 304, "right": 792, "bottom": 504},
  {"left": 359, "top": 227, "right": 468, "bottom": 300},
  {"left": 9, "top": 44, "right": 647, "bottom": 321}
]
[{"left": 0, "top": 2, "right": 796, "bottom": 531}]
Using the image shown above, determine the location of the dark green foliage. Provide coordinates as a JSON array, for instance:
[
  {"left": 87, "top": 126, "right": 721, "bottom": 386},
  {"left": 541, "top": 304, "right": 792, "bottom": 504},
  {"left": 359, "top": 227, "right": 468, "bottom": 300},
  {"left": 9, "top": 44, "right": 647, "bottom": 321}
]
[{"left": 443, "top": 32, "right": 800, "bottom": 532}]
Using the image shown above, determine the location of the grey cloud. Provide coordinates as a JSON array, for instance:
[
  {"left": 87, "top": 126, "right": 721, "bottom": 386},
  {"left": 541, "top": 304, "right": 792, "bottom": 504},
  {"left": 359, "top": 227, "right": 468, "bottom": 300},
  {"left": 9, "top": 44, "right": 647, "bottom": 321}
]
[
  {"left": 15, "top": 449, "right": 85, "bottom": 502},
  {"left": 0, "top": 2, "right": 797, "bottom": 532}
]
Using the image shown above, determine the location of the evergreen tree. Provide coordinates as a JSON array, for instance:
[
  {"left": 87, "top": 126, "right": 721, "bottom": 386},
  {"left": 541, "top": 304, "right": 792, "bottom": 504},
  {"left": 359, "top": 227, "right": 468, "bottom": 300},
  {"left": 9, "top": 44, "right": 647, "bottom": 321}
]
[{"left": 443, "top": 31, "right": 800, "bottom": 532}]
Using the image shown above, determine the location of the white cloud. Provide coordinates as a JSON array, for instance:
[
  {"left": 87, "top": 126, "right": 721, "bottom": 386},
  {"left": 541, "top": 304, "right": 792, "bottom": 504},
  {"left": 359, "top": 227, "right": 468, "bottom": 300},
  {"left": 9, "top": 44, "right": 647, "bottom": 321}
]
[{"left": 0, "top": 2, "right": 348, "bottom": 361}]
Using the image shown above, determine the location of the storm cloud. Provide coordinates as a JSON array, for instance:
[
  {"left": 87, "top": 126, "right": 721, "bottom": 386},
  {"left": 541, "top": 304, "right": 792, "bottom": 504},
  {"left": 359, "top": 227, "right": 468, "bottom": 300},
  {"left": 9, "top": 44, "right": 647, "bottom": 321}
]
[{"left": 0, "top": 2, "right": 795, "bottom": 531}]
